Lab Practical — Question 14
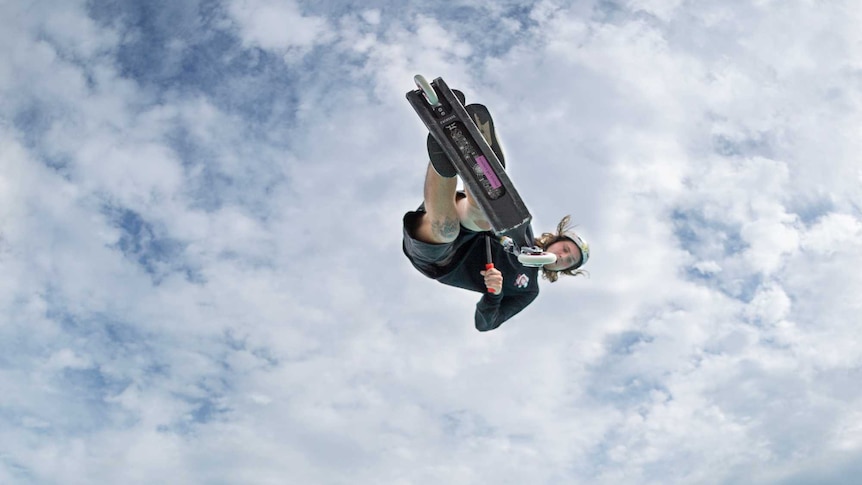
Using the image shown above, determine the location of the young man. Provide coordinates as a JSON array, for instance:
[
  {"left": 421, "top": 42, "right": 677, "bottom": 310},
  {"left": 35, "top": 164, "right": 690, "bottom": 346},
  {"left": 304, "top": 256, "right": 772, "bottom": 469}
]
[{"left": 402, "top": 92, "right": 590, "bottom": 331}]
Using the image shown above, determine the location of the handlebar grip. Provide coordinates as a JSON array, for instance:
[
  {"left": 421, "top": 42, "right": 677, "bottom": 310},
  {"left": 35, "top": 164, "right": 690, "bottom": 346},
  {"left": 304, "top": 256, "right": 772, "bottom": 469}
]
[{"left": 485, "top": 263, "right": 496, "bottom": 293}]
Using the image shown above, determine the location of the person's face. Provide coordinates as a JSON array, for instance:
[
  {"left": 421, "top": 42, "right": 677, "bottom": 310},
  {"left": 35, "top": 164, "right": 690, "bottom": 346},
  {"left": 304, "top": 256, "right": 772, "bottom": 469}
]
[{"left": 543, "top": 239, "right": 582, "bottom": 271}]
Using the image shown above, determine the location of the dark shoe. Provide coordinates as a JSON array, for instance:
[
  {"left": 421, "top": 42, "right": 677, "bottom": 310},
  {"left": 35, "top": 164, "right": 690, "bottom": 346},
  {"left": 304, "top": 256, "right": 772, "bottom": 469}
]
[
  {"left": 465, "top": 104, "right": 505, "bottom": 168},
  {"left": 427, "top": 134, "right": 457, "bottom": 177},
  {"left": 452, "top": 89, "right": 466, "bottom": 106},
  {"left": 425, "top": 89, "right": 466, "bottom": 178}
]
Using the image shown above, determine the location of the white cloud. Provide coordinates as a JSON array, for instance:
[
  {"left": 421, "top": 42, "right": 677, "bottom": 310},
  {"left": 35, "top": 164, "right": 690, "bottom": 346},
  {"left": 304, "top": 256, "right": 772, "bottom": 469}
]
[
  {"left": 3, "top": 0, "right": 862, "bottom": 483},
  {"left": 801, "top": 212, "right": 862, "bottom": 255},
  {"left": 744, "top": 283, "right": 791, "bottom": 324},
  {"left": 227, "top": 0, "right": 333, "bottom": 52}
]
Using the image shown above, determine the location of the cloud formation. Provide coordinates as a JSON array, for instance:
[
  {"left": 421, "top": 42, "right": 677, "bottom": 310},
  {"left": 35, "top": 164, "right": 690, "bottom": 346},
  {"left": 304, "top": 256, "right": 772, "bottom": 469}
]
[{"left": 2, "top": 0, "right": 861, "bottom": 483}]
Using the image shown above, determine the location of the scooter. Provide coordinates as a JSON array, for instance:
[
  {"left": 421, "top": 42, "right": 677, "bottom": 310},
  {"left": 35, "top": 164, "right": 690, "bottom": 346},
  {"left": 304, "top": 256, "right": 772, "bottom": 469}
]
[{"left": 407, "top": 75, "right": 556, "bottom": 268}]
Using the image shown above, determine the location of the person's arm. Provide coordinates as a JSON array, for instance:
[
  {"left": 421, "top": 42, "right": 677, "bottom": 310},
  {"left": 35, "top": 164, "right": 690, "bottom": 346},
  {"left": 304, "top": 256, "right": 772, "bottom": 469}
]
[{"left": 474, "top": 290, "right": 539, "bottom": 332}]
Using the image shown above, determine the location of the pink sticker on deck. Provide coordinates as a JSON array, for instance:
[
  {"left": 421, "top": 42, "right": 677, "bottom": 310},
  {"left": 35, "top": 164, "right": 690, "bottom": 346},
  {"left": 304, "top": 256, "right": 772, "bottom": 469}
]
[{"left": 475, "top": 155, "right": 502, "bottom": 189}]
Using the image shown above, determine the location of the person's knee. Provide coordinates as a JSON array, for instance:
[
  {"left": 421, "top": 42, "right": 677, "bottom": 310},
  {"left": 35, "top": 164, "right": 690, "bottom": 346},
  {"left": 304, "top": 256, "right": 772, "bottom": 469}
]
[{"left": 456, "top": 196, "right": 491, "bottom": 232}]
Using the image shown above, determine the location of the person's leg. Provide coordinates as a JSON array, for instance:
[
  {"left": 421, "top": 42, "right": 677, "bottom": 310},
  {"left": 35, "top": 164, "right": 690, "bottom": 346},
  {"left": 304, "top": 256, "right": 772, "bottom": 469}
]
[
  {"left": 413, "top": 163, "right": 460, "bottom": 244},
  {"left": 457, "top": 188, "right": 492, "bottom": 232}
]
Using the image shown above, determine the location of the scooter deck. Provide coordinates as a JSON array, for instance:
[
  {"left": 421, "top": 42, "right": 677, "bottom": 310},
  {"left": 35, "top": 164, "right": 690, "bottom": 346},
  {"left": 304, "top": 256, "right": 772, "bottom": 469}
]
[{"left": 407, "top": 77, "right": 532, "bottom": 237}]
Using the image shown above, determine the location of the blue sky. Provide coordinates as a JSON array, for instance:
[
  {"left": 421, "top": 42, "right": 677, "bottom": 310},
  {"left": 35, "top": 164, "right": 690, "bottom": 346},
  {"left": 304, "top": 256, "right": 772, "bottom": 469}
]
[{"left": 2, "top": 0, "right": 862, "bottom": 483}]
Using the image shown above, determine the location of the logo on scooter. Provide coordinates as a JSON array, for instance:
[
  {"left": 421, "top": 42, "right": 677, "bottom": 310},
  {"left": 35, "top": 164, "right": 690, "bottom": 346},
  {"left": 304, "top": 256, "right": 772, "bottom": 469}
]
[{"left": 515, "top": 274, "right": 529, "bottom": 288}]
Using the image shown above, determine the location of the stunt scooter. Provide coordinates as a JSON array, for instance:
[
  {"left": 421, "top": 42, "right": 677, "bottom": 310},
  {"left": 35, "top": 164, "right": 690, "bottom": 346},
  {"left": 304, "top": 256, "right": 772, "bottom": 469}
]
[{"left": 406, "top": 75, "right": 557, "bottom": 268}]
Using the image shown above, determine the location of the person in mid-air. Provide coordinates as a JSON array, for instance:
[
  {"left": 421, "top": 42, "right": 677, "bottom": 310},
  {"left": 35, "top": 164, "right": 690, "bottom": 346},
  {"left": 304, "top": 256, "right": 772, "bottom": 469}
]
[{"left": 402, "top": 90, "right": 590, "bottom": 331}]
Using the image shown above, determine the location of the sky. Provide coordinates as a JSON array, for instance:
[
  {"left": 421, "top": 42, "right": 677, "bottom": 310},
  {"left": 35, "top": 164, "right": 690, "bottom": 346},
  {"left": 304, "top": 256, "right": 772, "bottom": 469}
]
[{"left": 1, "top": 0, "right": 861, "bottom": 483}]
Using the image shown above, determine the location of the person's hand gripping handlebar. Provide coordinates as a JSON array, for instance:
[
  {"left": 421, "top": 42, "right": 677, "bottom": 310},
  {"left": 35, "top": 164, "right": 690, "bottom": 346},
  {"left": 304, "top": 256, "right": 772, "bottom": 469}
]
[{"left": 481, "top": 235, "right": 503, "bottom": 294}]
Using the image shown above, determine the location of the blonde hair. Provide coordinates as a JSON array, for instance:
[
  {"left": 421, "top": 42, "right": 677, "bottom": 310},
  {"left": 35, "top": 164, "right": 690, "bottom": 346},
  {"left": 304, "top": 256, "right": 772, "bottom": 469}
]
[{"left": 534, "top": 215, "right": 589, "bottom": 282}]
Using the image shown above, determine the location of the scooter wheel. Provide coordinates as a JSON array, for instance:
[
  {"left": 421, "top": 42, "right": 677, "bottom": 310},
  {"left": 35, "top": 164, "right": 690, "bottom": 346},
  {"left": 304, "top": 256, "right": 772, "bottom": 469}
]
[
  {"left": 413, "top": 74, "right": 439, "bottom": 107},
  {"left": 517, "top": 252, "right": 558, "bottom": 267}
]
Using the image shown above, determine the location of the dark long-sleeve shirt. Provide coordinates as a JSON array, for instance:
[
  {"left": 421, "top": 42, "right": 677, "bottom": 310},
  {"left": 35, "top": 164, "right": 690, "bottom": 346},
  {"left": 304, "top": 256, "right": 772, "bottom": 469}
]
[{"left": 437, "top": 230, "right": 540, "bottom": 331}]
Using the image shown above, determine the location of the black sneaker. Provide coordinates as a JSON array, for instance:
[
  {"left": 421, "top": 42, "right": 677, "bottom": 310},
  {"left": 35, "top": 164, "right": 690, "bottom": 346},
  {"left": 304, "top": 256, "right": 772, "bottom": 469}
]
[
  {"left": 426, "top": 89, "right": 467, "bottom": 178},
  {"left": 465, "top": 103, "right": 505, "bottom": 168},
  {"left": 427, "top": 135, "right": 457, "bottom": 178}
]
